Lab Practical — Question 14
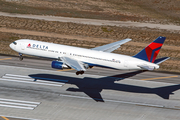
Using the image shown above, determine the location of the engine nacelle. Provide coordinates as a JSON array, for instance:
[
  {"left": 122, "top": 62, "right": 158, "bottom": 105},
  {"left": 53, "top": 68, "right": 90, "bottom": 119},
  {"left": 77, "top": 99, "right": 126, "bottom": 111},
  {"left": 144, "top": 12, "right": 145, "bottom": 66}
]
[{"left": 51, "top": 61, "right": 69, "bottom": 69}]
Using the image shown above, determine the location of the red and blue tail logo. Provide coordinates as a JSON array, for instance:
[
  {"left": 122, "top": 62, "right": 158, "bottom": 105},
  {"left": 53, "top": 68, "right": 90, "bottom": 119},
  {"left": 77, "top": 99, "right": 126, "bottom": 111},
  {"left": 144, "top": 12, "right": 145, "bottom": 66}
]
[{"left": 134, "top": 36, "right": 166, "bottom": 63}]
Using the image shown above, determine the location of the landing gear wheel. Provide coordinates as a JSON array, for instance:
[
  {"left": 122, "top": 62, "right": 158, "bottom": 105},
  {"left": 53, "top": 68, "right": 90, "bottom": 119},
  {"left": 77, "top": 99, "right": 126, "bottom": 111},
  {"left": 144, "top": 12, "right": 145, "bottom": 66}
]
[
  {"left": 89, "top": 66, "right": 93, "bottom": 69},
  {"left": 76, "top": 72, "right": 79, "bottom": 75},
  {"left": 19, "top": 55, "right": 23, "bottom": 61},
  {"left": 19, "top": 53, "right": 23, "bottom": 61},
  {"left": 80, "top": 71, "right": 84, "bottom": 75},
  {"left": 76, "top": 71, "right": 84, "bottom": 75}
]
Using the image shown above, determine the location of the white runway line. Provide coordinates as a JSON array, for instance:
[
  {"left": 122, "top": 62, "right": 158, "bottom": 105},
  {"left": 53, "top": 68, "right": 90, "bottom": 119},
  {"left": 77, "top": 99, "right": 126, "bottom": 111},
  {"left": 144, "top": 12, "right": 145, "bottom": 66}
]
[
  {"left": 3, "top": 76, "right": 37, "bottom": 81},
  {"left": 0, "top": 74, "right": 69, "bottom": 87},
  {"left": 0, "top": 98, "right": 40, "bottom": 110},
  {"left": 60, "top": 94, "right": 164, "bottom": 108},
  {"left": 2, "top": 76, "right": 65, "bottom": 85},
  {"left": 5, "top": 74, "right": 68, "bottom": 82},
  {"left": 0, "top": 104, "right": 34, "bottom": 110},
  {"left": 5, "top": 74, "right": 35, "bottom": 78},
  {"left": 0, "top": 98, "right": 40, "bottom": 104},
  {"left": 0, "top": 101, "right": 37, "bottom": 107},
  {"left": 0, "top": 78, "right": 63, "bottom": 87}
]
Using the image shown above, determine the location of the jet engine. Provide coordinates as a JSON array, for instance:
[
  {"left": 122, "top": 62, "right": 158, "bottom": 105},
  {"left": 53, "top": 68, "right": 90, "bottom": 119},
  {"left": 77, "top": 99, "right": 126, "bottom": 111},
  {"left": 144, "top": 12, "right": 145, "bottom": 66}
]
[{"left": 51, "top": 61, "right": 69, "bottom": 69}]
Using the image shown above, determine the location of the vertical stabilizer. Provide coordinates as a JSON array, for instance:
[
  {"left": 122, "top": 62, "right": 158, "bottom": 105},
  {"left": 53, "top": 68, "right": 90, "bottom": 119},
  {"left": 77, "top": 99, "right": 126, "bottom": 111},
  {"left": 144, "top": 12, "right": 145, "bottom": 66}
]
[{"left": 133, "top": 36, "right": 166, "bottom": 63}]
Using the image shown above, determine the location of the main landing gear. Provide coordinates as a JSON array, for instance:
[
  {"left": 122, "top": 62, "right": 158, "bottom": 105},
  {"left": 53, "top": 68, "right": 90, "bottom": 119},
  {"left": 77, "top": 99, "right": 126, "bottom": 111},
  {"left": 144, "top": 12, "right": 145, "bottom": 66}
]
[
  {"left": 19, "top": 53, "right": 23, "bottom": 61},
  {"left": 76, "top": 71, "right": 84, "bottom": 75}
]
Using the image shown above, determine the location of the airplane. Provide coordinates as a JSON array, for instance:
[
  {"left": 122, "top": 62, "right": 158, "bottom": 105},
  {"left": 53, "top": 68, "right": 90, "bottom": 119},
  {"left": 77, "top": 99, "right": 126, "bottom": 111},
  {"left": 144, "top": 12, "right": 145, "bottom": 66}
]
[{"left": 9, "top": 36, "right": 169, "bottom": 75}]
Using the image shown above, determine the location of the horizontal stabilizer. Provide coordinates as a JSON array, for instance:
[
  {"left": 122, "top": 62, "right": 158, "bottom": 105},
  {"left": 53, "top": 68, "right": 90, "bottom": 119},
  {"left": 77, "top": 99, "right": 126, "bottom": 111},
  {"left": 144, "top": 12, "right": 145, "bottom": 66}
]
[
  {"left": 137, "top": 65, "right": 155, "bottom": 70},
  {"left": 154, "top": 57, "right": 170, "bottom": 64}
]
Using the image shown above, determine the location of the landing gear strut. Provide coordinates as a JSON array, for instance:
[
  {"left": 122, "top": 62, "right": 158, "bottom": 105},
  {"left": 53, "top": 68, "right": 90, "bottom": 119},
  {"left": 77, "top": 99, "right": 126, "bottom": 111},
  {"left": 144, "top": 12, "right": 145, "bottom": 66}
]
[
  {"left": 19, "top": 53, "right": 23, "bottom": 61},
  {"left": 76, "top": 71, "right": 84, "bottom": 75}
]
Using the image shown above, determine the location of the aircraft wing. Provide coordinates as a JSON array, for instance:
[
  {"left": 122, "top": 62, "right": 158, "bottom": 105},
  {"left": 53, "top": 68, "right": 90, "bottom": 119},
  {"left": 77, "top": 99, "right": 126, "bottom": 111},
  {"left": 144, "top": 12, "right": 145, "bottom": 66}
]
[
  {"left": 61, "top": 57, "right": 86, "bottom": 71},
  {"left": 91, "top": 38, "right": 131, "bottom": 52}
]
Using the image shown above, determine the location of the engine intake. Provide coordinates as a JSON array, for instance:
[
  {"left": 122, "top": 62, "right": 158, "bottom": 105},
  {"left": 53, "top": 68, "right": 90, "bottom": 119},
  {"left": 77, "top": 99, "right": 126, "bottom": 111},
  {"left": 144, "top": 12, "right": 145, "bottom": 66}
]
[{"left": 51, "top": 61, "right": 69, "bottom": 69}]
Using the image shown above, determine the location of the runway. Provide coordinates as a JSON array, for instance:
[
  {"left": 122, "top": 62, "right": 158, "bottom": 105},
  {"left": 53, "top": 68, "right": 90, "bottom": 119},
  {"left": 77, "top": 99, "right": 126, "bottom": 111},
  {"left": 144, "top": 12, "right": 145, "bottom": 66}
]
[
  {"left": 0, "top": 55, "right": 180, "bottom": 120},
  {"left": 0, "top": 55, "right": 179, "bottom": 84}
]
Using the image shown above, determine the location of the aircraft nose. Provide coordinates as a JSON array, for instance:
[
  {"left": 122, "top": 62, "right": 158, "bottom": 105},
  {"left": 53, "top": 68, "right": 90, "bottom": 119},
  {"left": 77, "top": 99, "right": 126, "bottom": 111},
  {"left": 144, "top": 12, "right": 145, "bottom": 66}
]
[
  {"left": 9, "top": 43, "right": 12, "bottom": 48},
  {"left": 9, "top": 43, "right": 14, "bottom": 49}
]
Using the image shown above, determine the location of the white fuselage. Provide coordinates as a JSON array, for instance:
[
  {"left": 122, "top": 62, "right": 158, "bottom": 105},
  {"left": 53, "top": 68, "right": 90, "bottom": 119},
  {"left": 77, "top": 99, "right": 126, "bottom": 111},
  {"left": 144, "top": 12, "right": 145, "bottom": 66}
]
[{"left": 9, "top": 39, "right": 159, "bottom": 70}]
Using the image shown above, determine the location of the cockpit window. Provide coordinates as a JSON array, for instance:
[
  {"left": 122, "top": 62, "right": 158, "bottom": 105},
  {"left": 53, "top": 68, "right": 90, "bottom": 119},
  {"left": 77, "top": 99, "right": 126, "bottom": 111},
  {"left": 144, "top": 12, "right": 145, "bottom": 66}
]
[{"left": 13, "top": 41, "right": 17, "bottom": 45}]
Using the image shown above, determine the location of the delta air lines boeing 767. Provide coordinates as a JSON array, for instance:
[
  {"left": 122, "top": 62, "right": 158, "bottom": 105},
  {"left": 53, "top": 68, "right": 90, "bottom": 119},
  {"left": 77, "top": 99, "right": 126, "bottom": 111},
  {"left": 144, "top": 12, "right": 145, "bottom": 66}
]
[{"left": 9, "top": 36, "right": 169, "bottom": 75}]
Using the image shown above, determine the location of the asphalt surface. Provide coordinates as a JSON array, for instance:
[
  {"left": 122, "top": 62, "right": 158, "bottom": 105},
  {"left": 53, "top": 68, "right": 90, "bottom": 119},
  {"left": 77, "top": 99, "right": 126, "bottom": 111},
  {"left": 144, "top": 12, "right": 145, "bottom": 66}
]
[
  {"left": 0, "top": 55, "right": 179, "bottom": 84},
  {"left": 0, "top": 55, "right": 180, "bottom": 120}
]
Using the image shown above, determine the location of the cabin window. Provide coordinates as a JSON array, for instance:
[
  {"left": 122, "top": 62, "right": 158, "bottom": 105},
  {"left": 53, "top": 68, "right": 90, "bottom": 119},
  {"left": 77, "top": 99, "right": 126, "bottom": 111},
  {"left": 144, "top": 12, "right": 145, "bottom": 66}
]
[
  {"left": 48, "top": 50, "right": 54, "bottom": 52},
  {"left": 13, "top": 41, "right": 17, "bottom": 45}
]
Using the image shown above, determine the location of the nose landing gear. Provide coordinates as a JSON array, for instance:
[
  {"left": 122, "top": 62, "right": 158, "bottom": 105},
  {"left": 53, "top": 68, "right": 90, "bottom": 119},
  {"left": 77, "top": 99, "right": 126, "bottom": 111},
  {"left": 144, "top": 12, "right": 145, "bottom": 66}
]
[{"left": 19, "top": 53, "right": 23, "bottom": 61}]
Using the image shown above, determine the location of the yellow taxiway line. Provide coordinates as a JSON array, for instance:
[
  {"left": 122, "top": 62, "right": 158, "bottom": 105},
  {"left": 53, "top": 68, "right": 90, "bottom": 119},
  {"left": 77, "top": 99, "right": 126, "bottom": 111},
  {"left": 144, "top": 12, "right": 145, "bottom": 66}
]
[
  {"left": 140, "top": 76, "right": 178, "bottom": 81},
  {"left": 0, "top": 58, "right": 12, "bottom": 61},
  {"left": 1, "top": 116, "right": 9, "bottom": 120},
  {"left": 57, "top": 69, "right": 74, "bottom": 71}
]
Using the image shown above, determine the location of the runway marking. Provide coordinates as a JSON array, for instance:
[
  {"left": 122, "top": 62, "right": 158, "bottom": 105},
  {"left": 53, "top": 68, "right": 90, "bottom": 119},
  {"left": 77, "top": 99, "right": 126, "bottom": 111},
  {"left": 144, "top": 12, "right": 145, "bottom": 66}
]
[
  {"left": 0, "top": 78, "right": 63, "bottom": 87},
  {"left": 6, "top": 73, "right": 68, "bottom": 82},
  {"left": 0, "top": 58, "right": 12, "bottom": 61},
  {"left": 57, "top": 69, "right": 74, "bottom": 71},
  {"left": 0, "top": 98, "right": 40, "bottom": 110},
  {"left": 0, "top": 101, "right": 37, "bottom": 107},
  {"left": 0, "top": 74, "right": 68, "bottom": 87},
  {"left": 60, "top": 94, "right": 164, "bottom": 108},
  {"left": 1, "top": 116, "right": 9, "bottom": 120},
  {"left": 0, "top": 98, "right": 40, "bottom": 104},
  {"left": 140, "top": 76, "right": 178, "bottom": 81}
]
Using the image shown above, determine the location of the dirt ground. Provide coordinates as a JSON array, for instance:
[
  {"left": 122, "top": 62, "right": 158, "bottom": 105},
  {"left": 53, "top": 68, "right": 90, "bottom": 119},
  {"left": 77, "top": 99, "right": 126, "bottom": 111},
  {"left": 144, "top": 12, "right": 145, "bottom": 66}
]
[{"left": 1, "top": 0, "right": 180, "bottom": 25}]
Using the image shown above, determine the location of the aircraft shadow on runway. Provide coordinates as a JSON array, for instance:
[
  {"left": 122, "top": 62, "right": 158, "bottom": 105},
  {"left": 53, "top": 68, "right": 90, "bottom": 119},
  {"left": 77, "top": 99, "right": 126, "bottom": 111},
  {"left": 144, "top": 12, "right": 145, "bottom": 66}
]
[{"left": 29, "top": 71, "right": 180, "bottom": 102}]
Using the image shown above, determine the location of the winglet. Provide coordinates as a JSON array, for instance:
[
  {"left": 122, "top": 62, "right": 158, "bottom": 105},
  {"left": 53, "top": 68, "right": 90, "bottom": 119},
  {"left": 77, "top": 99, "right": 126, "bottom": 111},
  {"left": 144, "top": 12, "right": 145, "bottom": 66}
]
[{"left": 133, "top": 36, "right": 166, "bottom": 63}]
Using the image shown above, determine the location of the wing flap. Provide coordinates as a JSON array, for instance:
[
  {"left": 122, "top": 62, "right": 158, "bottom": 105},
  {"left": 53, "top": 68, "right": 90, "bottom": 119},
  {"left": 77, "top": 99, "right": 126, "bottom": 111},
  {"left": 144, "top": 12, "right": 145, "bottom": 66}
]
[
  {"left": 61, "top": 57, "right": 86, "bottom": 71},
  {"left": 91, "top": 38, "right": 131, "bottom": 52}
]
